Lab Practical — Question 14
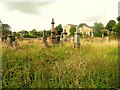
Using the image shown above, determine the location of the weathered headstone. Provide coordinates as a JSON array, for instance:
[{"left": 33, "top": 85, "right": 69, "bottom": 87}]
[
  {"left": 8, "top": 31, "right": 13, "bottom": 47},
  {"left": 73, "top": 26, "right": 80, "bottom": 48},
  {"left": 43, "top": 30, "right": 49, "bottom": 48}
]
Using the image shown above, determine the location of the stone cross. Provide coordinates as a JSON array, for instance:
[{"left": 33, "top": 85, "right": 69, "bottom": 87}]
[
  {"left": 62, "top": 29, "right": 68, "bottom": 41},
  {"left": 73, "top": 26, "right": 80, "bottom": 48}
]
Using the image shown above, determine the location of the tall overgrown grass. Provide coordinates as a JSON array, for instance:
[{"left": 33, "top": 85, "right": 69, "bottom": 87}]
[{"left": 2, "top": 38, "right": 118, "bottom": 88}]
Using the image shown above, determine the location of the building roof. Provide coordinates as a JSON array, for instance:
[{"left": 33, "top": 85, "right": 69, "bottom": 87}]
[
  {"left": 65, "top": 23, "right": 93, "bottom": 28},
  {"left": 79, "top": 23, "right": 93, "bottom": 28}
]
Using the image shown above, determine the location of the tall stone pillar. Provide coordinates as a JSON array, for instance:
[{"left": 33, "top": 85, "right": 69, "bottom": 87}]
[{"left": 51, "top": 18, "right": 55, "bottom": 45}]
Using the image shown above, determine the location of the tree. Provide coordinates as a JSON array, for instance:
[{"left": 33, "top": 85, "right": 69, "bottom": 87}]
[
  {"left": 37, "top": 31, "right": 43, "bottom": 37},
  {"left": 112, "top": 23, "right": 120, "bottom": 36},
  {"left": 46, "top": 30, "right": 51, "bottom": 37},
  {"left": 30, "top": 29, "right": 38, "bottom": 36},
  {"left": 18, "top": 30, "right": 29, "bottom": 38},
  {"left": 13, "top": 31, "right": 19, "bottom": 38},
  {"left": 55, "top": 24, "right": 63, "bottom": 35},
  {"left": 70, "top": 26, "right": 76, "bottom": 36},
  {"left": 93, "top": 22, "right": 104, "bottom": 37},
  {"left": 1, "top": 24, "right": 11, "bottom": 39},
  {"left": 106, "top": 20, "right": 116, "bottom": 32}
]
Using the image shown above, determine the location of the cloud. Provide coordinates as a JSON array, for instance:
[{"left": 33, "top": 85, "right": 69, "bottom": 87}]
[
  {"left": 4, "top": 2, "right": 51, "bottom": 15},
  {"left": 0, "top": 0, "right": 57, "bottom": 2}
]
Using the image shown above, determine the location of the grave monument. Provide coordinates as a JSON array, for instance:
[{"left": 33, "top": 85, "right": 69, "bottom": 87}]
[
  {"left": 73, "top": 26, "right": 80, "bottom": 48},
  {"left": 51, "top": 18, "right": 55, "bottom": 45},
  {"left": 62, "top": 29, "right": 68, "bottom": 41},
  {"left": 43, "top": 30, "right": 49, "bottom": 48}
]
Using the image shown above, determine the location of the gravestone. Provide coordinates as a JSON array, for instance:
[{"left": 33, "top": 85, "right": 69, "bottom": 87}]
[
  {"left": 8, "top": 31, "right": 13, "bottom": 47},
  {"left": 43, "top": 30, "right": 49, "bottom": 48},
  {"left": 60, "top": 34, "right": 63, "bottom": 47},
  {"left": 73, "top": 26, "right": 80, "bottom": 48}
]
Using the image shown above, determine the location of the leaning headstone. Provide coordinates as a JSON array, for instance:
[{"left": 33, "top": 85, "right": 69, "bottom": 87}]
[
  {"left": 43, "top": 30, "right": 49, "bottom": 48},
  {"left": 73, "top": 26, "right": 80, "bottom": 48},
  {"left": 60, "top": 34, "right": 63, "bottom": 47}
]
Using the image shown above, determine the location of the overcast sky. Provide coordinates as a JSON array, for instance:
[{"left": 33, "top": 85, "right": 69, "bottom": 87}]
[{"left": 0, "top": 0, "right": 119, "bottom": 32}]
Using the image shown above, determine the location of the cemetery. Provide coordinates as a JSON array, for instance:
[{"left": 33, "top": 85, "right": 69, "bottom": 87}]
[{"left": 0, "top": 17, "right": 119, "bottom": 88}]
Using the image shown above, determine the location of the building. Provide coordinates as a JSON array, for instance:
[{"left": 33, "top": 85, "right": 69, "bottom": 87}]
[
  {"left": 63, "top": 23, "right": 93, "bottom": 37},
  {"left": 79, "top": 23, "right": 93, "bottom": 36}
]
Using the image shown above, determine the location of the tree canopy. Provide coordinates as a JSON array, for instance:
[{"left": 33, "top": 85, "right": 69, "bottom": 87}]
[
  {"left": 112, "top": 22, "right": 120, "bottom": 36},
  {"left": 93, "top": 22, "right": 104, "bottom": 37},
  {"left": 70, "top": 26, "right": 76, "bottom": 36},
  {"left": 1, "top": 24, "right": 11, "bottom": 39},
  {"left": 55, "top": 24, "right": 63, "bottom": 35},
  {"left": 106, "top": 20, "right": 116, "bottom": 32}
]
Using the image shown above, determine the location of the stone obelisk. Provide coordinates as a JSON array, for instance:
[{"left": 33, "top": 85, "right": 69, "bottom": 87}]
[{"left": 51, "top": 18, "right": 55, "bottom": 45}]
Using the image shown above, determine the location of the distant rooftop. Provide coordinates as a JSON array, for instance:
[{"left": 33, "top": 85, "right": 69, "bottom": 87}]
[{"left": 66, "top": 23, "right": 93, "bottom": 28}]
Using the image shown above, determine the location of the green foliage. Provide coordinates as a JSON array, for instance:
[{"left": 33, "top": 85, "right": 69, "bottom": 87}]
[
  {"left": 1, "top": 24, "right": 11, "bottom": 39},
  {"left": 30, "top": 29, "right": 38, "bottom": 36},
  {"left": 106, "top": 20, "right": 116, "bottom": 32},
  {"left": 37, "top": 31, "right": 43, "bottom": 37},
  {"left": 93, "top": 22, "right": 104, "bottom": 37},
  {"left": 55, "top": 24, "right": 63, "bottom": 35},
  {"left": 112, "top": 22, "right": 120, "bottom": 38},
  {"left": 16, "top": 29, "right": 44, "bottom": 38},
  {"left": 18, "top": 30, "right": 29, "bottom": 36},
  {"left": 70, "top": 26, "right": 76, "bottom": 36},
  {"left": 45, "top": 30, "right": 51, "bottom": 37}
]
